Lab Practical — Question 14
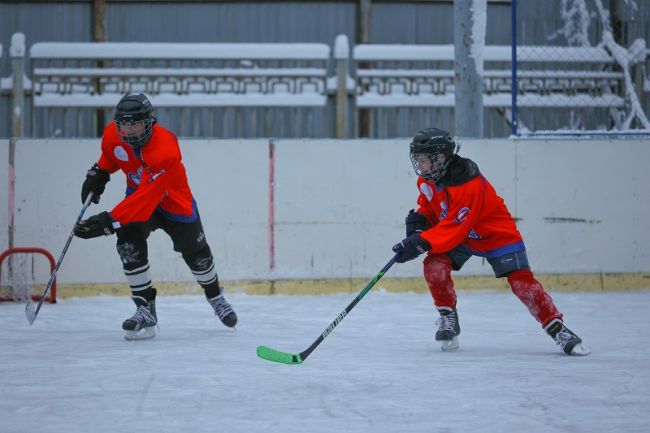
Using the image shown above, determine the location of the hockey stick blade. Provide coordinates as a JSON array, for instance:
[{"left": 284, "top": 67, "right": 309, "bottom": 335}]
[
  {"left": 256, "top": 346, "right": 303, "bottom": 365},
  {"left": 256, "top": 254, "right": 397, "bottom": 365},
  {"left": 25, "top": 301, "right": 37, "bottom": 325}
]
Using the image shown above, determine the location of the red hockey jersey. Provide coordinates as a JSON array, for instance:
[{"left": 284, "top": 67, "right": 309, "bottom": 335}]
[
  {"left": 96, "top": 122, "right": 197, "bottom": 225},
  {"left": 416, "top": 162, "right": 524, "bottom": 258}
]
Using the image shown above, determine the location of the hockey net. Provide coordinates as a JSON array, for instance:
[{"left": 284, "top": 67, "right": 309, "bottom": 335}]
[{"left": 0, "top": 248, "right": 56, "bottom": 303}]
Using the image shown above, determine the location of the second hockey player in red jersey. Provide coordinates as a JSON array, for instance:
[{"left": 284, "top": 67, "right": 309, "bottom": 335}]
[
  {"left": 74, "top": 93, "right": 237, "bottom": 340},
  {"left": 391, "top": 128, "right": 590, "bottom": 356}
]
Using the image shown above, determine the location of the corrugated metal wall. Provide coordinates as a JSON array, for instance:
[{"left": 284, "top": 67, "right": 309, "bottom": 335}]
[
  {"left": 0, "top": 2, "right": 92, "bottom": 138},
  {"left": 1, "top": 0, "right": 648, "bottom": 138}
]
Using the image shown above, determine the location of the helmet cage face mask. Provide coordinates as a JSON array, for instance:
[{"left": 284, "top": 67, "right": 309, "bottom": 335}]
[
  {"left": 408, "top": 128, "right": 458, "bottom": 182},
  {"left": 116, "top": 118, "right": 153, "bottom": 149},
  {"left": 410, "top": 150, "right": 450, "bottom": 182},
  {"left": 114, "top": 94, "right": 154, "bottom": 149}
]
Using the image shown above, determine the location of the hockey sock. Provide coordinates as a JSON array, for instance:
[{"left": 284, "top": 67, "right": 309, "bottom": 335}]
[
  {"left": 507, "top": 269, "right": 562, "bottom": 326},
  {"left": 124, "top": 262, "right": 155, "bottom": 301},
  {"left": 183, "top": 246, "right": 221, "bottom": 298},
  {"left": 423, "top": 253, "right": 457, "bottom": 309}
]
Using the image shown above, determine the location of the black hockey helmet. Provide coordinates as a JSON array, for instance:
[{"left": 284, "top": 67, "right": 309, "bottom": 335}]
[
  {"left": 114, "top": 93, "right": 155, "bottom": 149},
  {"left": 409, "top": 128, "right": 459, "bottom": 182}
]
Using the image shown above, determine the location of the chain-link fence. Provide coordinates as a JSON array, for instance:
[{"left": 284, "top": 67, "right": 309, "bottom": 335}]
[{"left": 512, "top": 0, "right": 650, "bottom": 135}]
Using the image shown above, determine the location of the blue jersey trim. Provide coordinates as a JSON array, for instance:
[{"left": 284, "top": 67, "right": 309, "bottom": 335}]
[
  {"left": 458, "top": 241, "right": 526, "bottom": 258},
  {"left": 155, "top": 199, "right": 198, "bottom": 223},
  {"left": 124, "top": 186, "right": 198, "bottom": 223}
]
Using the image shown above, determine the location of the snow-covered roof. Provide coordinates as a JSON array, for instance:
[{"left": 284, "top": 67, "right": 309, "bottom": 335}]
[
  {"left": 357, "top": 69, "right": 454, "bottom": 78},
  {"left": 357, "top": 69, "right": 622, "bottom": 79},
  {"left": 34, "top": 93, "right": 327, "bottom": 108},
  {"left": 356, "top": 93, "right": 624, "bottom": 108},
  {"left": 354, "top": 45, "right": 455, "bottom": 61},
  {"left": 30, "top": 42, "right": 330, "bottom": 60},
  {"left": 33, "top": 67, "right": 328, "bottom": 77},
  {"left": 353, "top": 44, "right": 614, "bottom": 63}
]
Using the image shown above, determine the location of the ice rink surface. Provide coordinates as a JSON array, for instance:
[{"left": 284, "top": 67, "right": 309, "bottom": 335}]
[{"left": 1, "top": 290, "right": 649, "bottom": 433}]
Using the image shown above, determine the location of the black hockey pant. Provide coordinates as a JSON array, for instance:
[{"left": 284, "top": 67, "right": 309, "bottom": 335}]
[{"left": 115, "top": 211, "right": 221, "bottom": 300}]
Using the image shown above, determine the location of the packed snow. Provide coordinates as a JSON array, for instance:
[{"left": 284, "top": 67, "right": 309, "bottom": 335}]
[{"left": 1, "top": 290, "right": 649, "bottom": 433}]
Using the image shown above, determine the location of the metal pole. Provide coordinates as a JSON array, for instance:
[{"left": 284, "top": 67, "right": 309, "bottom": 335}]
[
  {"left": 334, "top": 34, "right": 349, "bottom": 139},
  {"left": 10, "top": 33, "right": 25, "bottom": 138},
  {"left": 454, "top": 0, "right": 485, "bottom": 138},
  {"left": 93, "top": 0, "right": 107, "bottom": 136},
  {"left": 268, "top": 139, "right": 275, "bottom": 275},
  {"left": 358, "top": 0, "right": 372, "bottom": 137},
  {"left": 8, "top": 33, "right": 24, "bottom": 283},
  {"left": 511, "top": 0, "right": 518, "bottom": 136},
  {"left": 7, "top": 138, "right": 16, "bottom": 284}
]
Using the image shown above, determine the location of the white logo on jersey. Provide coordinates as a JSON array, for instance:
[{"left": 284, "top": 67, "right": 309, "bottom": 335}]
[
  {"left": 150, "top": 169, "right": 166, "bottom": 182},
  {"left": 420, "top": 183, "right": 433, "bottom": 202},
  {"left": 455, "top": 207, "right": 470, "bottom": 224},
  {"left": 128, "top": 166, "right": 143, "bottom": 185},
  {"left": 439, "top": 201, "right": 448, "bottom": 220},
  {"left": 114, "top": 146, "right": 129, "bottom": 162}
]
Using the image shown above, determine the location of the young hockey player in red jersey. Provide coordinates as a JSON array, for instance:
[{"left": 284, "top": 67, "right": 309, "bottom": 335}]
[
  {"left": 74, "top": 93, "right": 237, "bottom": 340},
  {"left": 391, "top": 128, "right": 590, "bottom": 356}
]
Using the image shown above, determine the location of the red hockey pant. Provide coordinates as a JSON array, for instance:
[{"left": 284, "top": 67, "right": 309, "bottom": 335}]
[{"left": 423, "top": 253, "right": 562, "bottom": 327}]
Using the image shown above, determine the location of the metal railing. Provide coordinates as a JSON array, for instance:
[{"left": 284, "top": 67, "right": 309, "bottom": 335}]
[{"left": 3, "top": 31, "right": 646, "bottom": 139}]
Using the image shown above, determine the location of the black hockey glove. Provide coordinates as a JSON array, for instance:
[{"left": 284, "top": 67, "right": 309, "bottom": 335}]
[
  {"left": 81, "top": 163, "right": 110, "bottom": 204},
  {"left": 392, "top": 233, "right": 431, "bottom": 263},
  {"left": 74, "top": 212, "right": 118, "bottom": 239},
  {"left": 405, "top": 209, "right": 430, "bottom": 237}
]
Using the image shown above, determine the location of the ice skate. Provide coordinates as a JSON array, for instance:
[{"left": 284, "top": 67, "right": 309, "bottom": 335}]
[
  {"left": 435, "top": 307, "right": 460, "bottom": 352},
  {"left": 208, "top": 290, "right": 238, "bottom": 328},
  {"left": 545, "top": 319, "right": 591, "bottom": 356},
  {"left": 122, "top": 295, "right": 158, "bottom": 341}
]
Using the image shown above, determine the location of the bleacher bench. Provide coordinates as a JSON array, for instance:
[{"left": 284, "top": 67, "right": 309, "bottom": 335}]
[
  {"left": 29, "top": 42, "right": 331, "bottom": 108},
  {"left": 353, "top": 44, "right": 625, "bottom": 108}
]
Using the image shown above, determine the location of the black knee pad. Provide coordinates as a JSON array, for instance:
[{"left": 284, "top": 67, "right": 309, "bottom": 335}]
[
  {"left": 116, "top": 238, "right": 148, "bottom": 271},
  {"left": 182, "top": 245, "right": 213, "bottom": 272}
]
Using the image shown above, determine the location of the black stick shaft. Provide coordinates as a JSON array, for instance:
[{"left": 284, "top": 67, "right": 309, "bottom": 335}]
[
  {"left": 26, "top": 193, "right": 94, "bottom": 324},
  {"left": 298, "top": 254, "right": 398, "bottom": 361}
]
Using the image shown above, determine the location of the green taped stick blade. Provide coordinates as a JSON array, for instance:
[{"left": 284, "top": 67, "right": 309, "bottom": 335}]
[{"left": 256, "top": 346, "right": 303, "bottom": 365}]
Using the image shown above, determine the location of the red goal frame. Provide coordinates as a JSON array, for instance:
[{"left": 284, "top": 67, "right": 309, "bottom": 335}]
[{"left": 0, "top": 247, "right": 57, "bottom": 303}]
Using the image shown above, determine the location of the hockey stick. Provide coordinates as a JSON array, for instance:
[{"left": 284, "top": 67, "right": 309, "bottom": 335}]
[
  {"left": 256, "top": 254, "right": 398, "bottom": 365},
  {"left": 25, "top": 193, "right": 94, "bottom": 325}
]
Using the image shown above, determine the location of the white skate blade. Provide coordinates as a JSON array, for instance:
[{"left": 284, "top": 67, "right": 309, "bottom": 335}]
[
  {"left": 440, "top": 336, "right": 459, "bottom": 352},
  {"left": 568, "top": 342, "right": 591, "bottom": 356},
  {"left": 124, "top": 326, "right": 156, "bottom": 341}
]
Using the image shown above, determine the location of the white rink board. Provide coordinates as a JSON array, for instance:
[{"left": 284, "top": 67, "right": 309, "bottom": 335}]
[
  {"left": 9, "top": 139, "right": 268, "bottom": 283},
  {"left": 272, "top": 138, "right": 517, "bottom": 279},
  {"left": 514, "top": 138, "right": 649, "bottom": 273},
  {"left": 4, "top": 137, "right": 650, "bottom": 284}
]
